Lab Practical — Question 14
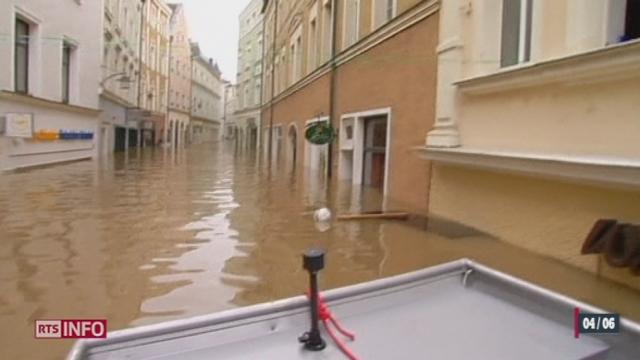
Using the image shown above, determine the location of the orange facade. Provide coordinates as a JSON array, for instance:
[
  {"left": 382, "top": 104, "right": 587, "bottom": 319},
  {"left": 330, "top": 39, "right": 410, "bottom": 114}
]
[{"left": 261, "top": 0, "right": 439, "bottom": 214}]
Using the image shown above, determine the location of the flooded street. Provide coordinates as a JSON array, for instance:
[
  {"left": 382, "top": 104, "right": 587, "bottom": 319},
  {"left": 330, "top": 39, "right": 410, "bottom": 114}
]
[{"left": 1, "top": 143, "right": 639, "bottom": 360}]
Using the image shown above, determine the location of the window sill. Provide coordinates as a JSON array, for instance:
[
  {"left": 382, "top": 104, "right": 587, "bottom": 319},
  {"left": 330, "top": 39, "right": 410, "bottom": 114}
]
[
  {"left": 416, "top": 146, "right": 640, "bottom": 189},
  {"left": 0, "top": 91, "right": 100, "bottom": 115},
  {"left": 455, "top": 39, "right": 640, "bottom": 95}
]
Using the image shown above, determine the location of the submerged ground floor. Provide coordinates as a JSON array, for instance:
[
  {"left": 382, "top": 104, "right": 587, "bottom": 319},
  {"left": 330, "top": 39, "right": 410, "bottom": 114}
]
[{"left": 1, "top": 143, "right": 639, "bottom": 359}]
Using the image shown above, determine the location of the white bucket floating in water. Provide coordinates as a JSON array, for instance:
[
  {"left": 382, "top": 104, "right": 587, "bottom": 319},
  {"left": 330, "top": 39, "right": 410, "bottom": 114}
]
[{"left": 313, "top": 208, "right": 332, "bottom": 222}]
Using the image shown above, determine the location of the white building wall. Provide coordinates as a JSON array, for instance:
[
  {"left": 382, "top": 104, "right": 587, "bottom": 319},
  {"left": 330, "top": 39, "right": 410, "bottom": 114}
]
[
  {"left": 99, "top": 0, "right": 144, "bottom": 156},
  {"left": 0, "top": 0, "right": 101, "bottom": 108},
  {"left": 235, "top": 0, "right": 264, "bottom": 149},
  {"left": 190, "top": 45, "right": 223, "bottom": 143},
  {"left": 0, "top": 0, "right": 102, "bottom": 171}
]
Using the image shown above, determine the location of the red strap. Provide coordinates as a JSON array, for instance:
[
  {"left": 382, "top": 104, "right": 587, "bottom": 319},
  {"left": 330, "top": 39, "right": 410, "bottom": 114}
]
[
  {"left": 306, "top": 293, "right": 359, "bottom": 359},
  {"left": 323, "top": 318, "right": 359, "bottom": 360}
]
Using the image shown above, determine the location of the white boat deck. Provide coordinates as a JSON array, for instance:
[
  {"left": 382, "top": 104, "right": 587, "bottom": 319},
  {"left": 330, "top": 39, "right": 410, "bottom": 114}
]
[{"left": 68, "top": 260, "right": 640, "bottom": 360}]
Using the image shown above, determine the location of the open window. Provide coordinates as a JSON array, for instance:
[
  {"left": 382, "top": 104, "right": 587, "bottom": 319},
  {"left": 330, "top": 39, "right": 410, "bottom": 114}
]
[
  {"left": 607, "top": 0, "right": 640, "bottom": 44},
  {"left": 500, "top": 0, "right": 533, "bottom": 68},
  {"left": 624, "top": 0, "right": 640, "bottom": 41}
]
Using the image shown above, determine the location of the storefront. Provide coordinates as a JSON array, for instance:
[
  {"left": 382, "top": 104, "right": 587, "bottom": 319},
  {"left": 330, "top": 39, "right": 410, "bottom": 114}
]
[{"left": 0, "top": 93, "right": 99, "bottom": 171}]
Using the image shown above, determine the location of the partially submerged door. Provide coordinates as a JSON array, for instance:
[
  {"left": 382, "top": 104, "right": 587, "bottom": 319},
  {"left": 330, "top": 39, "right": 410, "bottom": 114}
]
[
  {"left": 114, "top": 127, "right": 126, "bottom": 152},
  {"left": 362, "top": 116, "right": 387, "bottom": 189}
]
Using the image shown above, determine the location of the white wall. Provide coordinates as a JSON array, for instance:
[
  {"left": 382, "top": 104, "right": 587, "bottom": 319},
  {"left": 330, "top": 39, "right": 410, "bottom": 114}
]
[
  {"left": 0, "top": 0, "right": 102, "bottom": 108},
  {"left": 0, "top": 0, "right": 102, "bottom": 170},
  {"left": 191, "top": 58, "right": 223, "bottom": 125}
]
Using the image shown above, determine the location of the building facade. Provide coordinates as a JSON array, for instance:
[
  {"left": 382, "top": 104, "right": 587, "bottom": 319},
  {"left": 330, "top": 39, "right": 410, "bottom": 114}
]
[
  {"left": 261, "top": 0, "right": 439, "bottom": 214},
  {"left": 134, "top": 0, "right": 171, "bottom": 147},
  {"left": 100, "top": 0, "right": 144, "bottom": 154},
  {"left": 0, "top": 0, "right": 102, "bottom": 171},
  {"left": 223, "top": 83, "right": 238, "bottom": 140},
  {"left": 190, "top": 43, "right": 224, "bottom": 143},
  {"left": 167, "top": 3, "right": 192, "bottom": 147},
  {"left": 420, "top": 0, "right": 640, "bottom": 290},
  {"left": 235, "top": 0, "right": 264, "bottom": 151}
]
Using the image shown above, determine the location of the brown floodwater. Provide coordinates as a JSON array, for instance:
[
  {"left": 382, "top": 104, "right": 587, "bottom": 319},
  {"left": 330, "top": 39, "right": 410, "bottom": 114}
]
[{"left": 0, "top": 143, "right": 639, "bottom": 360}]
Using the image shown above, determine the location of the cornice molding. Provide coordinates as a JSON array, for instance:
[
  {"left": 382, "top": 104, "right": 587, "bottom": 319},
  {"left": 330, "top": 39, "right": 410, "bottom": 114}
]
[
  {"left": 417, "top": 146, "right": 640, "bottom": 189},
  {"left": 456, "top": 39, "right": 640, "bottom": 95},
  {"left": 0, "top": 91, "right": 101, "bottom": 116}
]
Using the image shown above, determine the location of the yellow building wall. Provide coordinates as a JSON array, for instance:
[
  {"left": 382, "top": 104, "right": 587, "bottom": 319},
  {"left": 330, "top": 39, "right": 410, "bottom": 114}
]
[
  {"left": 458, "top": 76, "right": 640, "bottom": 159},
  {"left": 429, "top": 164, "right": 640, "bottom": 291}
]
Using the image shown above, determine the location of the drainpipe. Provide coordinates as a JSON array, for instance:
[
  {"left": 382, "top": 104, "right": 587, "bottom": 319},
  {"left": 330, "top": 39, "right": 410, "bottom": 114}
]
[
  {"left": 132, "top": 0, "right": 146, "bottom": 149},
  {"left": 137, "top": 0, "right": 146, "bottom": 109},
  {"left": 259, "top": 11, "right": 267, "bottom": 154},
  {"left": 166, "top": 35, "right": 173, "bottom": 147},
  {"left": 267, "top": 0, "right": 279, "bottom": 165},
  {"left": 189, "top": 53, "right": 195, "bottom": 143},
  {"left": 327, "top": 0, "right": 339, "bottom": 179},
  {"left": 222, "top": 84, "right": 228, "bottom": 140}
]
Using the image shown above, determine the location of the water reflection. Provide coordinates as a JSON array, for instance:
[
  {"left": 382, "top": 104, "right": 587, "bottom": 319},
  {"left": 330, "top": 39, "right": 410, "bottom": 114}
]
[{"left": 0, "top": 143, "right": 639, "bottom": 360}]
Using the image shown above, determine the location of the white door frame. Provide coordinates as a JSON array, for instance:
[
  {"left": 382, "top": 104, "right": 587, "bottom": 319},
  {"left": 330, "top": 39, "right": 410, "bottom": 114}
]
[{"left": 339, "top": 107, "right": 392, "bottom": 198}]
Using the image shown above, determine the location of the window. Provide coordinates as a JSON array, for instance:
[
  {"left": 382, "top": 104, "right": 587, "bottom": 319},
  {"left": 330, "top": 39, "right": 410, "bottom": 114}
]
[
  {"left": 624, "top": 0, "right": 640, "bottom": 41},
  {"left": 14, "top": 18, "right": 30, "bottom": 93},
  {"left": 290, "top": 28, "right": 302, "bottom": 84},
  {"left": 308, "top": 16, "right": 318, "bottom": 70},
  {"left": 115, "top": 47, "right": 121, "bottom": 72},
  {"left": 244, "top": 85, "right": 250, "bottom": 107},
  {"left": 343, "top": 0, "right": 360, "bottom": 48},
  {"left": 373, "top": 0, "right": 395, "bottom": 29},
  {"left": 280, "top": 52, "right": 287, "bottom": 91},
  {"left": 321, "top": 0, "right": 333, "bottom": 62},
  {"left": 123, "top": 8, "right": 129, "bottom": 34},
  {"left": 62, "top": 43, "right": 72, "bottom": 103},
  {"left": 500, "top": 0, "right": 533, "bottom": 67}
]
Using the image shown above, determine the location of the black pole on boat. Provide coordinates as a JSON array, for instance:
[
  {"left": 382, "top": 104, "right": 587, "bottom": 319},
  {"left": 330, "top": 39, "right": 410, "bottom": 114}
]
[{"left": 299, "top": 248, "right": 326, "bottom": 351}]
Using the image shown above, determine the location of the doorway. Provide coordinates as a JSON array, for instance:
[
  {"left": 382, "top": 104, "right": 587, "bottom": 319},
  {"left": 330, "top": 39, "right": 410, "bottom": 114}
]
[
  {"left": 288, "top": 124, "right": 297, "bottom": 166},
  {"left": 114, "top": 126, "right": 126, "bottom": 152},
  {"left": 99, "top": 127, "right": 108, "bottom": 155},
  {"left": 362, "top": 115, "right": 387, "bottom": 189},
  {"left": 248, "top": 126, "right": 258, "bottom": 150},
  {"left": 128, "top": 128, "right": 138, "bottom": 148}
]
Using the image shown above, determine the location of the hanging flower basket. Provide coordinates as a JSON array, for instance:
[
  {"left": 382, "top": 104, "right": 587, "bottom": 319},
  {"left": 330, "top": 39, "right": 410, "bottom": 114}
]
[{"left": 305, "top": 122, "right": 336, "bottom": 145}]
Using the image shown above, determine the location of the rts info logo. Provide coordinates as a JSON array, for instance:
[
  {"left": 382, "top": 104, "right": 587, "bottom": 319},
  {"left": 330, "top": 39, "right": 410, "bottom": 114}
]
[{"left": 35, "top": 320, "right": 107, "bottom": 339}]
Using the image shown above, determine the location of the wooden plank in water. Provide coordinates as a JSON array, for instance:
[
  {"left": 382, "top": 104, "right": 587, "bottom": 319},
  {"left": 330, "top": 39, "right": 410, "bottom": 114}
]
[{"left": 337, "top": 212, "right": 409, "bottom": 221}]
